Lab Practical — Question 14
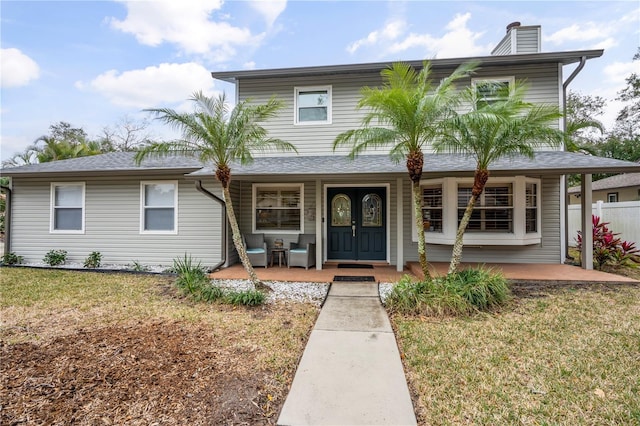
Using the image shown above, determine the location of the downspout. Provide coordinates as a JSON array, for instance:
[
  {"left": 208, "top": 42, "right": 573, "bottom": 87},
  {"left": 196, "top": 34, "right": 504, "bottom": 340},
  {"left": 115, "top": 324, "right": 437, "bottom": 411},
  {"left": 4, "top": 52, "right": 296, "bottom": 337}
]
[
  {"left": 1, "top": 185, "right": 11, "bottom": 256},
  {"left": 562, "top": 56, "right": 587, "bottom": 261},
  {"left": 195, "top": 180, "right": 227, "bottom": 271}
]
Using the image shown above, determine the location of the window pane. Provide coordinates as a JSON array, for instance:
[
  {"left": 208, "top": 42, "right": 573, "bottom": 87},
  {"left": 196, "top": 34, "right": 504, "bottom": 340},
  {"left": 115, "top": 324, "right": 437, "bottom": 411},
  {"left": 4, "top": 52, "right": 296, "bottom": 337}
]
[
  {"left": 55, "top": 208, "right": 82, "bottom": 230},
  {"left": 145, "top": 208, "right": 174, "bottom": 231},
  {"left": 362, "top": 194, "right": 382, "bottom": 227},
  {"left": 55, "top": 185, "right": 82, "bottom": 207},
  {"left": 526, "top": 208, "right": 537, "bottom": 233},
  {"left": 299, "top": 107, "right": 327, "bottom": 122},
  {"left": 256, "top": 209, "right": 300, "bottom": 230},
  {"left": 145, "top": 184, "right": 175, "bottom": 207},
  {"left": 331, "top": 194, "right": 351, "bottom": 226},
  {"left": 298, "top": 91, "right": 328, "bottom": 108}
]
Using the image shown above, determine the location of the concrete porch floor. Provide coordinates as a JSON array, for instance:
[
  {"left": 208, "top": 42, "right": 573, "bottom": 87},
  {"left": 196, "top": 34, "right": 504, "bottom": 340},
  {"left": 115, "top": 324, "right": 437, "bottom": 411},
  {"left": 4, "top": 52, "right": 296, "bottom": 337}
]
[{"left": 209, "top": 261, "right": 638, "bottom": 284}]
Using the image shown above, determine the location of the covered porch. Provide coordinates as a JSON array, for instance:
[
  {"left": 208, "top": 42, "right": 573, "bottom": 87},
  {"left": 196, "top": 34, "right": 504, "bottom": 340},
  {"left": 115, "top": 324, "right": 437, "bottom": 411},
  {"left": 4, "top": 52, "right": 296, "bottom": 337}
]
[{"left": 209, "top": 261, "right": 638, "bottom": 284}]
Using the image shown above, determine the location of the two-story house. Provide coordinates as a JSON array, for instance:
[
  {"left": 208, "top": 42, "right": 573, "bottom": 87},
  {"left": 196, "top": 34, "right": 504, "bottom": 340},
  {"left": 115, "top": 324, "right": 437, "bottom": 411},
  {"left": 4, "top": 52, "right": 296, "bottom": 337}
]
[{"left": 2, "top": 23, "right": 639, "bottom": 271}]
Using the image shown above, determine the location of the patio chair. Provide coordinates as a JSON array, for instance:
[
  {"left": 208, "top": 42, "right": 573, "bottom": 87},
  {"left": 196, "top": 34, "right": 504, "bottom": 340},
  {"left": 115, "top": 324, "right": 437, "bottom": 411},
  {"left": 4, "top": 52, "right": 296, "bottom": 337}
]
[
  {"left": 288, "top": 234, "right": 316, "bottom": 270},
  {"left": 243, "top": 233, "right": 268, "bottom": 268}
]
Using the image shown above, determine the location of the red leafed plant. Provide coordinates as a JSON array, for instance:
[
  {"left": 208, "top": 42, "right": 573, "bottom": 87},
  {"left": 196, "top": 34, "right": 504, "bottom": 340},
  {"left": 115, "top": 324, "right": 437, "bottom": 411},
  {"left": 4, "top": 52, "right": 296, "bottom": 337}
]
[{"left": 576, "top": 215, "right": 640, "bottom": 270}]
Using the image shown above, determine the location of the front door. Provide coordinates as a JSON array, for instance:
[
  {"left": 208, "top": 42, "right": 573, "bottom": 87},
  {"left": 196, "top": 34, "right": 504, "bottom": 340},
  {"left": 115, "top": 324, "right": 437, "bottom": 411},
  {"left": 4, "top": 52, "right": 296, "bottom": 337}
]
[{"left": 327, "top": 187, "right": 386, "bottom": 261}]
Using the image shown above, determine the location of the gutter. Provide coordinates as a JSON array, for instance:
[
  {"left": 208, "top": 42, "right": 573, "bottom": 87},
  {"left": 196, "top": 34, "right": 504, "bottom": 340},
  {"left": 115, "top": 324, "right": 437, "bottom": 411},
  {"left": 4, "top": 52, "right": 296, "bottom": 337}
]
[
  {"left": 195, "top": 180, "right": 227, "bottom": 271},
  {"left": 1, "top": 185, "right": 11, "bottom": 256},
  {"left": 562, "top": 56, "right": 587, "bottom": 261}
]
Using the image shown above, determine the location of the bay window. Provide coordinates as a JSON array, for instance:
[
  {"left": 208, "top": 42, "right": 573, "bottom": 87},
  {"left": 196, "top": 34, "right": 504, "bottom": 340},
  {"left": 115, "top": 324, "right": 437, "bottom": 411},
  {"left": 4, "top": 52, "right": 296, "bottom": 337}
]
[{"left": 415, "top": 176, "right": 541, "bottom": 245}]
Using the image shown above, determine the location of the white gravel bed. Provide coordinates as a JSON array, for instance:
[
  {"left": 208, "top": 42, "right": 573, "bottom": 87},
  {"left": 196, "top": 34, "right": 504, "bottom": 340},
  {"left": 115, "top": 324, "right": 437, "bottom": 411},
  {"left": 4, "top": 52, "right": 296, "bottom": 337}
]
[
  {"left": 214, "top": 279, "right": 330, "bottom": 306},
  {"left": 378, "top": 283, "right": 394, "bottom": 304},
  {"left": 15, "top": 262, "right": 170, "bottom": 273}
]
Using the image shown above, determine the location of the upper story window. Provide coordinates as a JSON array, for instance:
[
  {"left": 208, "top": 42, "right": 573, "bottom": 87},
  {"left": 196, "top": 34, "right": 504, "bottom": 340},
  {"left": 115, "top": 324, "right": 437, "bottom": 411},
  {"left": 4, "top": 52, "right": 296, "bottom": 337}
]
[
  {"left": 472, "top": 77, "right": 514, "bottom": 108},
  {"left": 254, "top": 184, "right": 303, "bottom": 233},
  {"left": 295, "top": 86, "right": 331, "bottom": 125},
  {"left": 141, "top": 181, "right": 177, "bottom": 234},
  {"left": 51, "top": 182, "right": 85, "bottom": 233}
]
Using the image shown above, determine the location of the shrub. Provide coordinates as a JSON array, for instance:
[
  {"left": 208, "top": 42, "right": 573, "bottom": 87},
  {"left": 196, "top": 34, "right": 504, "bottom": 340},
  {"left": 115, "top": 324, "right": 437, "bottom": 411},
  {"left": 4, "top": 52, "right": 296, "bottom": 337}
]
[
  {"left": 1, "top": 252, "right": 23, "bottom": 266},
  {"left": 83, "top": 251, "right": 102, "bottom": 269},
  {"left": 130, "top": 261, "right": 150, "bottom": 272},
  {"left": 43, "top": 249, "right": 67, "bottom": 266},
  {"left": 577, "top": 215, "right": 639, "bottom": 270},
  {"left": 386, "top": 267, "right": 510, "bottom": 316},
  {"left": 224, "top": 290, "right": 266, "bottom": 306},
  {"left": 173, "top": 254, "right": 223, "bottom": 302}
]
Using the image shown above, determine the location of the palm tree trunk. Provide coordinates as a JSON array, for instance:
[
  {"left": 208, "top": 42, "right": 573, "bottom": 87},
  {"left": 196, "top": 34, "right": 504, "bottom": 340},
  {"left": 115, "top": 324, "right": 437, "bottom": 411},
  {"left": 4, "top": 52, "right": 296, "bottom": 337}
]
[
  {"left": 448, "top": 168, "right": 489, "bottom": 275},
  {"left": 413, "top": 180, "right": 432, "bottom": 280},
  {"left": 448, "top": 194, "right": 478, "bottom": 275},
  {"left": 221, "top": 185, "right": 263, "bottom": 291}
]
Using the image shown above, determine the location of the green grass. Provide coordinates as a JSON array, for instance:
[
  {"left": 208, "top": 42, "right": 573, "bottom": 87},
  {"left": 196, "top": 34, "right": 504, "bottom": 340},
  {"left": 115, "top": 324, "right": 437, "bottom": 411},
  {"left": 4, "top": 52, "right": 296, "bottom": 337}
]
[{"left": 393, "top": 285, "right": 640, "bottom": 425}]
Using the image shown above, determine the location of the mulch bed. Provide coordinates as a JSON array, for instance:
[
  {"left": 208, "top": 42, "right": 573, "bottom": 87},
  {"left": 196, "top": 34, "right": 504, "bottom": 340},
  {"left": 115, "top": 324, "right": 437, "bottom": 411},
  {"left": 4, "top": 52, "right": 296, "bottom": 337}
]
[{"left": 1, "top": 321, "right": 280, "bottom": 425}]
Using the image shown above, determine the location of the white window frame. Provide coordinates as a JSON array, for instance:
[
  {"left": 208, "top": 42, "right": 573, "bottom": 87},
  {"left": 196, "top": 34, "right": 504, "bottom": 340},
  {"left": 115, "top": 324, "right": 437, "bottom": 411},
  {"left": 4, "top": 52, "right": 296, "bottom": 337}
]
[
  {"left": 294, "top": 86, "right": 332, "bottom": 125},
  {"left": 607, "top": 192, "right": 618, "bottom": 203},
  {"left": 140, "top": 181, "right": 178, "bottom": 235},
  {"left": 253, "top": 183, "right": 304, "bottom": 234},
  {"left": 50, "top": 182, "right": 85, "bottom": 234},
  {"left": 471, "top": 76, "right": 515, "bottom": 107},
  {"left": 413, "top": 176, "right": 542, "bottom": 245}
]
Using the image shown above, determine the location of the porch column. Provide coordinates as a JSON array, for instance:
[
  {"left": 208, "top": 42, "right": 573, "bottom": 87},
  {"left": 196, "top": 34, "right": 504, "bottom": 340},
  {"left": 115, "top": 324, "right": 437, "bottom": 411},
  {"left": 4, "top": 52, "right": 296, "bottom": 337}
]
[
  {"left": 396, "top": 178, "right": 404, "bottom": 272},
  {"left": 580, "top": 173, "right": 593, "bottom": 270},
  {"left": 315, "top": 180, "right": 322, "bottom": 270}
]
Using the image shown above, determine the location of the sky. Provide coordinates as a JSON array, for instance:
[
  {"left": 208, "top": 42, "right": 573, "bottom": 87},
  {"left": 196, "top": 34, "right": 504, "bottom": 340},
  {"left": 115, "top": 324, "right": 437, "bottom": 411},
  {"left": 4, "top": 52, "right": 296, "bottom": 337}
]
[{"left": 1, "top": 0, "right": 639, "bottom": 162}]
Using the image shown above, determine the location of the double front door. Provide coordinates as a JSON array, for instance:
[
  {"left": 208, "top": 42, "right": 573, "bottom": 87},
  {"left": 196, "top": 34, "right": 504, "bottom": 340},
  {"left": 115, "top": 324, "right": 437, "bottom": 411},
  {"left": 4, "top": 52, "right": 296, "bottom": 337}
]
[{"left": 327, "top": 187, "right": 386, "bottom": 261}]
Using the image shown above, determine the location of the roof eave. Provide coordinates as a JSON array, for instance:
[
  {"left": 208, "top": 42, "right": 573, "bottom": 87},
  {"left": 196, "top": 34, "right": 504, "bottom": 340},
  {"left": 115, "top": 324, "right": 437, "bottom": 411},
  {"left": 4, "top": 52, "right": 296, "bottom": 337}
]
[{"left": 211, "top": 49, "right": 604, "bottom": 83}]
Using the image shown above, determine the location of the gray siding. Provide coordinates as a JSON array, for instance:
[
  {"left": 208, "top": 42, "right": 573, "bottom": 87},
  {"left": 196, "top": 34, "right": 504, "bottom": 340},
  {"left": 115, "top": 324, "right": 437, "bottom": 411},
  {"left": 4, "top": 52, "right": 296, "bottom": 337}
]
[
  {"left": 10, "top": 175, "right": 223, "bottom": 267},
  {"left": 515, "top": 27, "right": 541, "bottom": 53},
  {"left": 403, "top": 176, "right": 562, "bottom": 264},
  {"left": 238, "top": 63, "right": 560, "bottom": 156}
]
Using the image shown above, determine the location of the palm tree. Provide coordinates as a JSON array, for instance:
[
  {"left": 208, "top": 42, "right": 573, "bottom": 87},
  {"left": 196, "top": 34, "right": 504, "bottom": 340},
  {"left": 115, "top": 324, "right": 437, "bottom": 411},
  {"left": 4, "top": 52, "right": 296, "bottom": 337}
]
[
  {"left": 333, "top": 61, "right": 477, "bottom": 279},
  {"left": 434, "top": 82, "right": 563, "bottom": 275},
  {"left": 135, "top": 91, "right": 296, "bottom": 290}
]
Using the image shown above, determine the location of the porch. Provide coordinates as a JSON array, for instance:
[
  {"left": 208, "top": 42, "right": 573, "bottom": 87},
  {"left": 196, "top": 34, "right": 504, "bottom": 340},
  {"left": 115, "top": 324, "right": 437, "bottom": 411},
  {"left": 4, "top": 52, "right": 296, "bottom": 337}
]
[{"left": 209, "top": 261, "right": 638, "bottom": 284}]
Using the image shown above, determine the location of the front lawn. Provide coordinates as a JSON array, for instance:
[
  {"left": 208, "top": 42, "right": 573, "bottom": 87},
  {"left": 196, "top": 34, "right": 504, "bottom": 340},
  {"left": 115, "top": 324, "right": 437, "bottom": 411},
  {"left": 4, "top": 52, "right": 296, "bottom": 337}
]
[
  {"left": 393, "top": 283, "right": 640, "bottom": 425},
  {"left": 0, "top": 268, "right": 318, "bottom": 425}
]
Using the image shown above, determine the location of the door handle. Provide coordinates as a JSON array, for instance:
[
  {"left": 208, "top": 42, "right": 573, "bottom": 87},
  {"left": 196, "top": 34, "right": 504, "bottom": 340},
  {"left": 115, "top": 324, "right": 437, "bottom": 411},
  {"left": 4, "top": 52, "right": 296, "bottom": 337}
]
[{"left": 352, "top": 224, "right": 356, "bottom": 237}]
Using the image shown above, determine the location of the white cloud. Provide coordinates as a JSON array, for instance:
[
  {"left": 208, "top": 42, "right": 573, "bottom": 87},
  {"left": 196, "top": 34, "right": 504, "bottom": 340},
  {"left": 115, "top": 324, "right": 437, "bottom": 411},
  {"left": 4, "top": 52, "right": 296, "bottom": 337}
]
[
  {"left": 110, "top": 0, "right": 263, "bottom": 61},
  {"left": 77, "top": 62, "right": 217, "bottom": 108},
  {"left": 347, "top": 19, "right": 406, "bottom": 54},
  {"left": 243, "top": 61, "right": 256, "bottom": 70},
  {"left": 0, "top": 48, "right": 40, "bottom": 88},
  {"left": 347, "top": 13, "right": 492, "bottom": 59},
  {"left": 249, "top": 0, "right": 287, "bottom": 27},
  {"left": 545, "top": 23, "right": 613, "bottom": 45},
  {"left": 388, "top": 13, "right": 490, "bottom": 58}
]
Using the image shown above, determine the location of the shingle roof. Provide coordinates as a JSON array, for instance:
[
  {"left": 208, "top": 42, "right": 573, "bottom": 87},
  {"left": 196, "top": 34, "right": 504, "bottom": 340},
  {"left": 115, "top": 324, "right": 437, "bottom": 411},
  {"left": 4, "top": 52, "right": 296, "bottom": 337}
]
[
  {"left": 211, "top": 49, "right": 604, "bottom": 83},
  {"left": 2, "top": 151, "right": 639, "bottom": 178},
  {"left": 0, "top": 151, "right": 204, "bottom": 177},
  {"left": 568, "top": 172, "right": 640, "bottom": 193}
]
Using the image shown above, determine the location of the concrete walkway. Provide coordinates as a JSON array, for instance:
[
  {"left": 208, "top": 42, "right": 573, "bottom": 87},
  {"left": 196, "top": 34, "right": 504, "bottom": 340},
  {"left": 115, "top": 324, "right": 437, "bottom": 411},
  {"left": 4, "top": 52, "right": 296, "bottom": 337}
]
[{"left": 277, "top": 282, "right": 417, "bottom": 426}]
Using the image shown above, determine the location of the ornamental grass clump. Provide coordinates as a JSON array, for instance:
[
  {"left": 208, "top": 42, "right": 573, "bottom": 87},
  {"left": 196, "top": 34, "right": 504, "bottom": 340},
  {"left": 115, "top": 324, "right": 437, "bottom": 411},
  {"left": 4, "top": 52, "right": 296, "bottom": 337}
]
[
  {"left": 172, "top": 254, "right": 264, "bottom": 305},
  {"left": 386, "top": 266, "right": 510, "bottom": 316}
]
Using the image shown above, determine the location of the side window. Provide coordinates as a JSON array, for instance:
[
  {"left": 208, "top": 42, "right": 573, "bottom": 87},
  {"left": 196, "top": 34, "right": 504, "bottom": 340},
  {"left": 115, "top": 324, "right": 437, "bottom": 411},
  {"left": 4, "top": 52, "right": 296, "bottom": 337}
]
[
  {"left": 141, "top": 181, "right": 177, "bottom": 233},
  {"left": 472, "top": 77, "right": 514, "bottom": 108},
  {"left": 51, "top": 182, "right": 85, "bottom": 232},
  {"left": 295, "top": 86, "right": 331, "bottom": 124}
]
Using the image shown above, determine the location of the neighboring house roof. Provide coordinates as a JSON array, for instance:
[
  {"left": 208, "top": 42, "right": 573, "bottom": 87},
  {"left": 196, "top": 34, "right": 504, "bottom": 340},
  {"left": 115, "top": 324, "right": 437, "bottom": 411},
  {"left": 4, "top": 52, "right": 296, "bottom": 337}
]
[
  {"left": 211, "top": 49, "right": 604, "bottom": 83},
  {"left": 4, "top": 151, "right": 638, "bottom": 178},
  {"left": 568, "top": 172, "right": 640, "bottom": 194}
]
